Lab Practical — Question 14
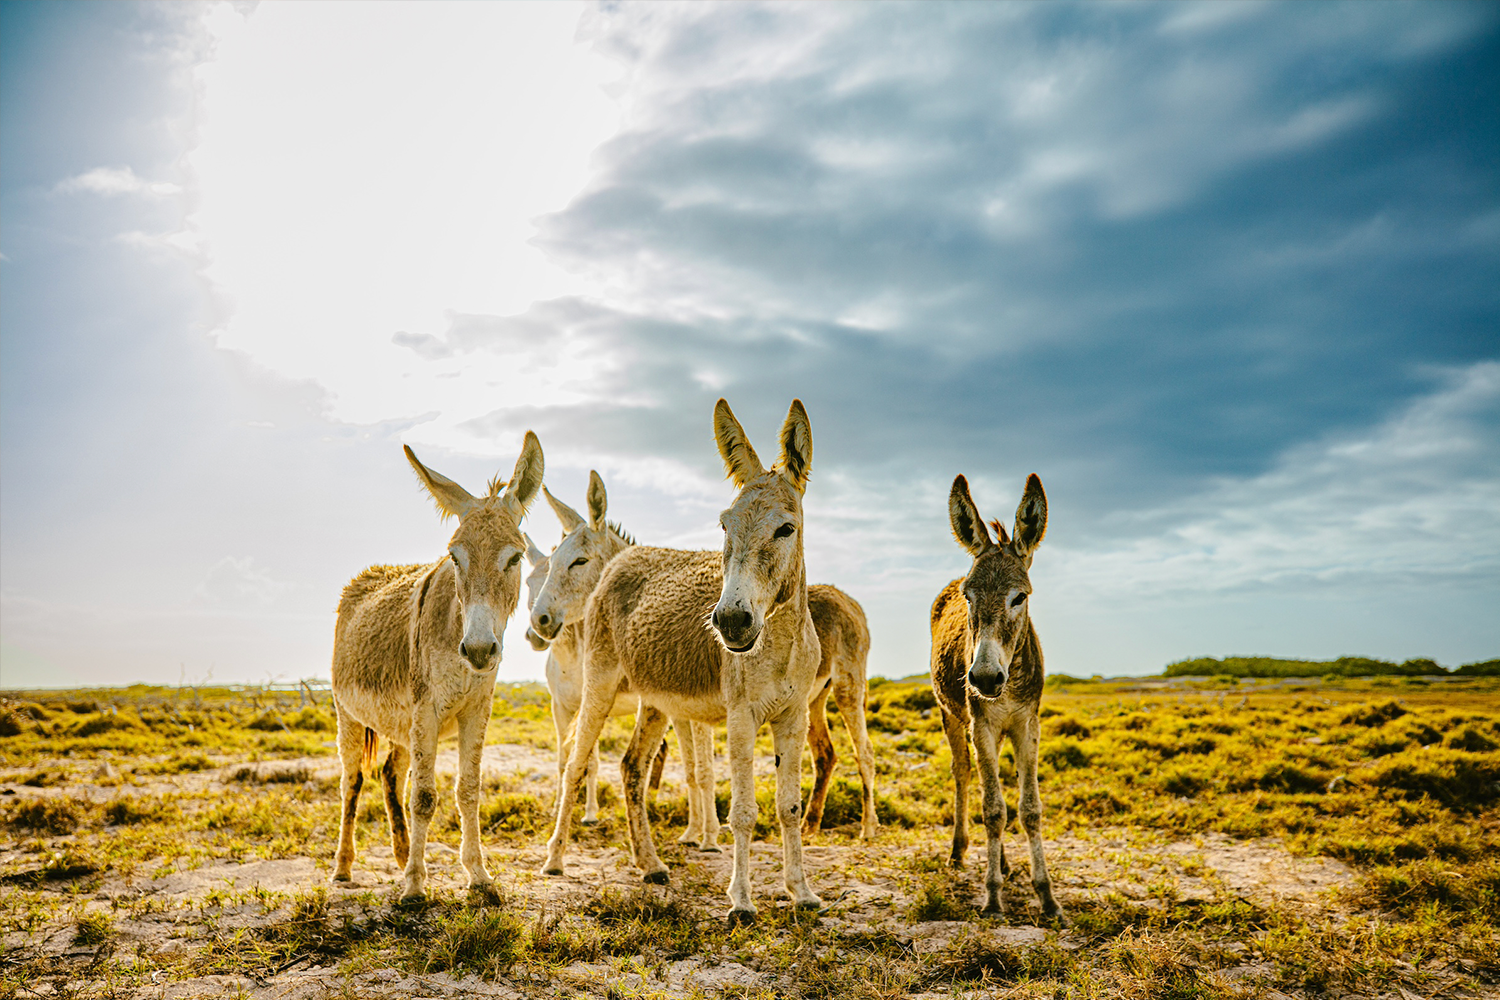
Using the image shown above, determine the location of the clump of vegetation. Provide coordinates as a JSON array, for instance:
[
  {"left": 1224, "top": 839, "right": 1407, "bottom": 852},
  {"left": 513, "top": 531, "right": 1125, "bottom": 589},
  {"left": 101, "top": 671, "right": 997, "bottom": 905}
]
[
  {"left": 1165, "top": 654, "right": 1458, "bottom": 677},
  {"left": 72, "top": 912, "right": 114, "bottom": 947}
]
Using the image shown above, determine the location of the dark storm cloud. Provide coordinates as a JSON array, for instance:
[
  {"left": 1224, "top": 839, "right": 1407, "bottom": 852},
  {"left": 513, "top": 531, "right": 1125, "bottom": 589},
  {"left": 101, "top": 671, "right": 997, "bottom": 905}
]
[{"left": 450, "top": 1, "right": 1500, "bottom": 539}]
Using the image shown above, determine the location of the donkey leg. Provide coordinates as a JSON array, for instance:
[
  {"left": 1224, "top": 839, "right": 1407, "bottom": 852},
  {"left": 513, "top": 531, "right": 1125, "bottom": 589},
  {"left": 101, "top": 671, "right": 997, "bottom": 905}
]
[
  {"left": 972, "top": 719, "right": 1009, "bottom": 915},
  {"left": 399, "top": 705, "right": 439, "bottom": 903},
  {"left": 724, "top": 705, "right": 759, "bottom": 923},
  {"left": 771, "top": 702, "right": 822, "bottom": 910},
  {"left": 382, "top": 743, "right": 411, "bottom": 868},
  {"left": 551, "top": 697, "right": 573, "bottom": 818},
  {"left": 648, "top": 736, "right": 668, "bottom": 807},
  {"left": 833, "top": 670, "right": 880, "bottom": 840},
  {"left": 691, "top": 721, "right": 721, "bottom": 851},
  {"left": 542, "top": 679, "right": 618, "bottom": 876},
  {"left": 1014, "top": 716, "right": 1066, "bottom": 922},
  {"left": 674, "top": 717, "right": 703, "bottom": 846},
  {"left": 802, "top": 680, "right": 836, "bottom": 837},
  {"left": 331, "top": 706, "right": 366, "bottom": 882},
  {"left": 940, "top": 706, "right": 973, "bottom": 867},
  {"left": 581, "top": 741, "right": 602, "bottom": 825},
  {"left": 456, "top": 708, "right": 494, "bottom": 892},
  {"left": 622, "top": 705, "right": 672, "bottom": 882}
]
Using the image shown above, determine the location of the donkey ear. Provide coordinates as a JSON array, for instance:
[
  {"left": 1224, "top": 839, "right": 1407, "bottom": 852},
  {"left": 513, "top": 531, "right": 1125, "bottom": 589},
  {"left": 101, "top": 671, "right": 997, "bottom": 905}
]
[
  {"left": 1011, "top": 473, "right": 1047, "bottom": 558},
  {"left": 775, "top": 398, "right": 812, "bottom": 493},
  {"left": 501, "top": 431, "right": 545, "bottom": 520},
  {"left": 949, "top": 475, "right": 994, "bottom": 557},
  {"left": 522, "top": 533, "right": 547, "bottom": 568},
  {"left": 544, "top": 486, "right": 585, "bottom": 533},
  {"left": 714, "top": 398, "right": 765, "bottom": 488},
  {"left": 404, "top": 445, "right": 478, "bottom": 521},
  {"left": 586, "top": 470, "right": 608, "bottom": 531}
]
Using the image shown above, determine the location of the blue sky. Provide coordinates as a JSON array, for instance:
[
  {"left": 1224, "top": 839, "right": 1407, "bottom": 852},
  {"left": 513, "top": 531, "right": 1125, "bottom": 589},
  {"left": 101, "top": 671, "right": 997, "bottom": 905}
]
[{"left": 2, "top": 1, "right": 1497, "bottom": 688}]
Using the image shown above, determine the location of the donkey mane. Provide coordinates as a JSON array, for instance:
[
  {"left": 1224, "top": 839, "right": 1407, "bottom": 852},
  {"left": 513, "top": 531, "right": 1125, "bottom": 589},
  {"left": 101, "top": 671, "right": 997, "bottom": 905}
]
[
  {"left": 486, "top": 476, "right": 508, "bottom": 499},
  {"left": 607, "top": 520, "right": 636, "bottom": 547}
]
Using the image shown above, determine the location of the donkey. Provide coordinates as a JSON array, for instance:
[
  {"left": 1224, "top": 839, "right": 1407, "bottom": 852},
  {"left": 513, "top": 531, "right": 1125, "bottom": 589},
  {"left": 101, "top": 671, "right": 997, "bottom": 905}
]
[
  {"left": 803, "top": 584, "right": 879, "bottom": 840},
  {"left": 542, "top": 399, "right": 823, "bottom": 924},
  {"left": 330, "top": 434, "right": 544, "bottom": 903},
  {"left": 527, "top": 474, "right": 720, "bottom": 847},
  {"left": 930, "top": 472, "right": 1065, "bottom": 921}
]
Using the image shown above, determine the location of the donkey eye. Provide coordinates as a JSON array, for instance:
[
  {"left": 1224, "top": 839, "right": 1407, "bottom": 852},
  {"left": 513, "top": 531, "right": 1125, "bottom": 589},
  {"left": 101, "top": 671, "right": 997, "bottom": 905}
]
[
  {"left": 506, "top": 553, "right": 522, "bottom": 569},
  {"left": 1011, "top": 592, "right": 1028, "bottom": 607},
  {"left": 569, "top": 557, "right": 589, "bottom": 569},
  {"left": 773, "top": 522, "right": 795, "bottom": 539}
]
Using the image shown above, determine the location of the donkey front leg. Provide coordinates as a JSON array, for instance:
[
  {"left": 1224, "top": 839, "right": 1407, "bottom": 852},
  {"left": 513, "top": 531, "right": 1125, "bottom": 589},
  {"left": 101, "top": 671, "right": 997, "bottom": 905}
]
[
  {"left": 1013, "top": 716, "right": 1066, "bottom": 922},
  {"left": 771, "top": 705, "right": 822, "bottom": 910},
  {"left": 622, "top": 705, "right": 672, "bottom": 882},
  {"left": 582, "top": 741, "right": 602, "bottom": 825},
  {"left": 723, "top": 705, "right": 760, "bottom": 924},
  {"left": 399, "top": 705, "right": 440, "bottom": 903},
  {"left": 939, "top": 705, "right": 973, "bottom": 867},
  {"left": 674, "top": 717, "right": 705, "bottom": 846},
  {"left": 971, "top": 719, "right": 1009, "bottom": 914},
  {"left": 542, "top": 676, "right": 619, "bottom": 876},
  {"left": 331, "top": 706, "right": 367, "bottom": 882},
  {"left": 455, "top": 708, "right": 494, "bottom": 893},
  {"left": 381, "top": 742, "right": 411, "bottom": 868}
]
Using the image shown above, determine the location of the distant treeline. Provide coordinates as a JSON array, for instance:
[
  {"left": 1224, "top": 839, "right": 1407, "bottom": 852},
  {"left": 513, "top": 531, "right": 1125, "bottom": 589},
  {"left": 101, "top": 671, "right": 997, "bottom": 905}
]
[{"left": 1164, "top": 655, "right": 1500, "bottom": 678}]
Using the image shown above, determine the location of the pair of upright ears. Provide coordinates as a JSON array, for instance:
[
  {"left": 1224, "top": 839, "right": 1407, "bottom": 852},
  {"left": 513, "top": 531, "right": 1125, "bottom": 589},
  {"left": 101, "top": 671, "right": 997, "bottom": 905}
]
[
  {"left": 950, "top": 473, "right": 1046, "bottom": 561},
  {"left": 714, "top": 398, "right": 812, "bottom": 493}
]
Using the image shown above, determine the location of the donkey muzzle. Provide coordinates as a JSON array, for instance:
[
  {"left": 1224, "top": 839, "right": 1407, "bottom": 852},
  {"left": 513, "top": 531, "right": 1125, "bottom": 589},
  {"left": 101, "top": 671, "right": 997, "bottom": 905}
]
[
  {"left": 525, "top": 627, "right": 550, "bottom": 651},
  {"left": 530, "top": 608, "right": 563, "bottom": 642},
  {"left": 459, "top": 638, "right": 498, "bottom": 672},
  {"left": 712, "top": 604, "right": 760, "bottom": 653}
]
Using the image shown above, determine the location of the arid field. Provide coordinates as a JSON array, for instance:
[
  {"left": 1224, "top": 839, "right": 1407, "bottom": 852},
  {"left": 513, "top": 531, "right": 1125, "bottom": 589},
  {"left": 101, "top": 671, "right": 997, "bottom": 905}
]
[{"left": 1, "top": 675, "right": 1497, "bottom": 1000}]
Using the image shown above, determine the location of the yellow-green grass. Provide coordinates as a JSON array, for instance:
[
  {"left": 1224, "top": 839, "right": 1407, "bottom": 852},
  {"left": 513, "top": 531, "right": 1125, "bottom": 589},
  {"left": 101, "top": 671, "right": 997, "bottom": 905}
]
[{"left": 1, "top": 676, "right": 1496, "bottom": 998}]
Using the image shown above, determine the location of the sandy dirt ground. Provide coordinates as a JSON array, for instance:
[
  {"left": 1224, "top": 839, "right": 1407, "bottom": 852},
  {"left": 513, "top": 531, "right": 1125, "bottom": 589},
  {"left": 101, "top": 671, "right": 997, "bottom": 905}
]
[{"left": 2, "top": 745, "right": 1363, "bottom": 1000}]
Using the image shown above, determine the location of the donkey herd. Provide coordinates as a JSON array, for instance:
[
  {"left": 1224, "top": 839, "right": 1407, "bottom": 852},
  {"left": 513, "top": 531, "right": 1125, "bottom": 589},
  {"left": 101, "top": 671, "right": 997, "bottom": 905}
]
[{"left": 329, "top": 399, "right": 1065, "bottom": 925}]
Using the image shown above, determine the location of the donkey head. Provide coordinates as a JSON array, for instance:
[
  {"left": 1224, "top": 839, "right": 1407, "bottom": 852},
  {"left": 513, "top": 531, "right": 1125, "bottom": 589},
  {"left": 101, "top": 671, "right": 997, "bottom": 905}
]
[
  {"left": 530, "top": 471, "right": 632, "bottom": 643},
  {"left": 521, "top": 533, "right": 552, "bottom": 651},
  {"left": 404, "top": 431, "right": 545, "bottom": 673},
  {"left": 948, "top": 473, "right": 1047, "bottom": 700},
  {"left": 710, "top": 399, "right": 812, "bottom": 654}
]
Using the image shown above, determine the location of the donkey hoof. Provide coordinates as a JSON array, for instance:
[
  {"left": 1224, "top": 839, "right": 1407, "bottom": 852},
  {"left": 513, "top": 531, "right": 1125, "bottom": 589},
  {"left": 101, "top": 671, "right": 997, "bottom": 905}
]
[
  {"left": 396, "top": 893, "right": 428, "bottom": 910},
  {"left": 726, "top": 907, "right": 757, "bottom": 927},
  {"left": 698, "top": 843, "right": 722, "bottom": 854},
  {"left": 579, "top": 818, "right": 598, "bottom": 827},
  {"left": 468, "top": 883, "right": 502, "bottom": 905},
  {"left": 541, "top": 865, "right": 564, "bottom": 877},
  {"left": 794, "top": 897, "right": 823, "bottom": 912},
  {"left": 643, "top": 870, "right": 670, "bottom": 886},
  {"left": 980, "top": 900, "right": 1005, "bottom": 916},
  {"left": 331, "top": 873, "right": 353, "bottom": 883}
]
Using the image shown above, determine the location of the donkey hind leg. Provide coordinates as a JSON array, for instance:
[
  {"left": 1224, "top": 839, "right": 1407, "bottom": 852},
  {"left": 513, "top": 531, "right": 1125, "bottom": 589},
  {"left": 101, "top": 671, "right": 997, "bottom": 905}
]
[
  {"left": 550, "top": 695, "right": 574, "bottom": 819},
  {"left": 673, "top": 717, "right": 703, "bottom": 846},
  {"left": 971, "top": 719, "right": 1009, "bottom": 914},
  {"left": 542, "top": 672, "right": 621, "bottom": 875},
  {"left": 455, "top": 707, "right": 495, "bottom": 893},
  {"left": 724, "top": 704, "right": 760, "bottom": 923},
  {"left": 648, "top": 736, "right": 668, "bottom": 807},
  {"left": 834, "top": 663, "right": 880, "bottom": 840},
  {"left": 382, "top": 743, "right": 411, "bottom": 868},
  {"left": 581, "top": 740, "right": 602, "bottom": 825},
  {"left": 622, "top": 705, "right": 672, "bottom": 883},
  {"left": 940, "top": 706, "right": 973, "bottom": 867},
  {"left": 690, "top": 721, "right": 720, "bottom": 851},
  {"left": 332, "top": 706, "right": 368, "bottom": 882},
  {"left": 802, "top": 679, "right": 836, "bottom": 837},
  {"left": 771, "top": 703, "right": 822, "bottom": 910},
  {"left": 399, "top": 704, "right": 440, "bottom": 903},
  {"left": 1014, "top": 716, "right": 1066, "bottom": 922}
]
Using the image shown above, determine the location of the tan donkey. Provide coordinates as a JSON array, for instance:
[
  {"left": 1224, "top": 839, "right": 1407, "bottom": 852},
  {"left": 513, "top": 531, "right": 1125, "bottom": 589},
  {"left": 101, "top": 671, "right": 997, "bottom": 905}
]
[
  {"left": 803, "top": 584, "right": 879, "bottom": 840},
  {"left": 331, "top": 434, "right": 544, "bottom": 903},
  {"left": 930, "top": 473, "right": 1065, "bottom": 921},
  {"left": 526, "top": 477, "right": 719, "bottom": 845},
  {"left": 542, "top": 399, "right": 823, "bottom": 924}
]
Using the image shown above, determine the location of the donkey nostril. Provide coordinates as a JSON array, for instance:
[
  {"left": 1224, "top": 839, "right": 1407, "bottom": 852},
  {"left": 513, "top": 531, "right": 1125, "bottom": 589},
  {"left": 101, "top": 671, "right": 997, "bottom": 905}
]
[
  {"left": 537, "top": 613, "right": 551, "bottom": 627},
  {"left": 460, "top": 642, "right": 469, "bottom": 658}
]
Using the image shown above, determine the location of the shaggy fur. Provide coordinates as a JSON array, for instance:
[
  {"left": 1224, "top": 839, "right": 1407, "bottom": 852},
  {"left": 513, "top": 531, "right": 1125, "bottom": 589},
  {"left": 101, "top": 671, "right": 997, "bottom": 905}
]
[{"left": 930, "top": 473, "right": 1064, "bottom": 921}]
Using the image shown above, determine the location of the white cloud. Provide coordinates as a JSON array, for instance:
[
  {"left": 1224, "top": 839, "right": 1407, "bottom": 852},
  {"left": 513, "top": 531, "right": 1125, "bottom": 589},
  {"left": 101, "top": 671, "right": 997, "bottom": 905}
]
[
  {"left": 195, "top": 555, "right": 290, "bottom": 607},
  {"left": 1046, "top": 361, "right": 1500, "bottom": 600},
  {"left": 57, "top": 166, "right": 181, "bottom": 197}
]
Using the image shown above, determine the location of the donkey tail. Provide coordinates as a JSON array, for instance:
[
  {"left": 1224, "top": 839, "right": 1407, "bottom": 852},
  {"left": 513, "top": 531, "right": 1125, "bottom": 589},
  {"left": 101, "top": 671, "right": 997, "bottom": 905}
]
[{"left": 361, "top": 727, "right": 378, "bottom": 775}]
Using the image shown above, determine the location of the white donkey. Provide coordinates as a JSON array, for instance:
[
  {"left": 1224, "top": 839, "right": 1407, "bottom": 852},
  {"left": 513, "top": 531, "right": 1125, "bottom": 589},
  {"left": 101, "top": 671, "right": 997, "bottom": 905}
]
[
  {"left": 527, "top": 474, "right": 720, "bottom": 847},
  {"left": 331, "top": 435, "right": 543, "bottom": 903},
  {"left": 542, "top": 399, "right": 822, "bottom": 924}
]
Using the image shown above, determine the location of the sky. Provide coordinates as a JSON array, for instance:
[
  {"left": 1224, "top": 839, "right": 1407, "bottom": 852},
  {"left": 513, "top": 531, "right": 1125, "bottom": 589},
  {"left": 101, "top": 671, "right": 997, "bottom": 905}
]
[{"left": 1, "top": 1, "right": 1497, "bottom": 690}]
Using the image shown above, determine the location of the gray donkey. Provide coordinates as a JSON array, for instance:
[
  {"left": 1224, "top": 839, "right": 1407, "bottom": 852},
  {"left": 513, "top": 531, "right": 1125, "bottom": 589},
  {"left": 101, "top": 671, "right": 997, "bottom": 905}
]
[{"left": 930, "top": 473, "right": 1065, "bottom": 921}]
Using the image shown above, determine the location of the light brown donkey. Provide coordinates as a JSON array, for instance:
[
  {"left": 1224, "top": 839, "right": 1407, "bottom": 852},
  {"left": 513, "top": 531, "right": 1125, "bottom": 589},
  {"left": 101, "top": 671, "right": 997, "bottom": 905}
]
[
  {"left": 803, "top": 584, "right": 879, "bottom": 840},
  {"left": 526, "top": 475, "right": 718, "bottom": 845},
  {"left": 930, "top": 473, "right": 1065, "bottom": 921},
  {"left": 331, "top": 434, "right": 543, "bottom": 903},
  {"left": 542, "top": 399, "right": 823, "bottom": 924}
]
